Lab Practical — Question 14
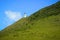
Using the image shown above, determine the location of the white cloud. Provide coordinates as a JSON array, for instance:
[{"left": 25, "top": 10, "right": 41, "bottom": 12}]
[{"left": 5, "top": 10, "right": 22, "bottom": 21}]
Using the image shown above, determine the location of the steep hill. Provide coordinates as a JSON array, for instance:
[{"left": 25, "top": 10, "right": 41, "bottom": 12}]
[{"left": 0, "top": 1, "right": 60, "bottom": 40}]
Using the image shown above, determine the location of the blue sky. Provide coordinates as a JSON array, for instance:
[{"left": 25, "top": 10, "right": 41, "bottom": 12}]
[{"left": 0, "top": 0, "right": 59, "bottom": 30}]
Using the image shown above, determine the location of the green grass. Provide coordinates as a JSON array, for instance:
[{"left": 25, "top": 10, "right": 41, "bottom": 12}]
[{"left": 0, "top": 1, "right": 60, "bottom": 40}]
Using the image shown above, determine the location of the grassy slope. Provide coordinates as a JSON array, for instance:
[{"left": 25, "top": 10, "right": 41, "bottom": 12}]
[{"left": 0, "top": 1, "right": 60, "bottom": 40}]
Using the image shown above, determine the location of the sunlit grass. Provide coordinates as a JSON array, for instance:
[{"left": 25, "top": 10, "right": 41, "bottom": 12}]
[{"left": 0, "top": 1, "right": 60, "bottom": 40}]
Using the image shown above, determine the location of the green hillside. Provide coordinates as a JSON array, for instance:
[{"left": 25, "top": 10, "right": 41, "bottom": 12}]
[{"left": 0, "top": 1, "right": 60, "bottom": 40}]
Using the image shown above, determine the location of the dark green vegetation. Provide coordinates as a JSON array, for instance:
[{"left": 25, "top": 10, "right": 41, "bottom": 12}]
[{"left": 0, "top": 1, "right": 60, "bottom": 40}]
